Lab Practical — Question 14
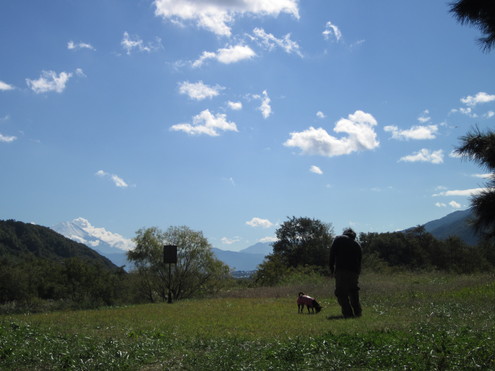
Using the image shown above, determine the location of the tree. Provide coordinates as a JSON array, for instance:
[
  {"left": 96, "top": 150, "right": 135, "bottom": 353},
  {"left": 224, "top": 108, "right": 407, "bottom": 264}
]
[
  {"left": 450, "top": 0, "right": 495, "bottom": 51},
  {"left": 127, "top": 226, "right": 230, "bottom": 301},
  {"left": 272, "top": 216, "right": 334, "bottom": 268},
  {"left": 450, "top": 2, "right": 495, "bottom": 241},
  {"left": 455, "top": 127, "right": 495, "bottom": 239}
]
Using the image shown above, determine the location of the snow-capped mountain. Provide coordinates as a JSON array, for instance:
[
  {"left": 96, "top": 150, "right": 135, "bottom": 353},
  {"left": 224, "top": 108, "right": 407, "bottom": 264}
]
[{"left": 52, "top": 217, "right": 134, "bottom": 268}]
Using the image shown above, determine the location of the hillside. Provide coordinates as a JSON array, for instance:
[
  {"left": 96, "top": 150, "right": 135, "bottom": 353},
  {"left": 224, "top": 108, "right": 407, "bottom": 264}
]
[
  {"left": 421, "top": 209, "right": 480, "bottom": 246},
  {"left": 0, "top": 219, "right": 118, "bottom": 270}
]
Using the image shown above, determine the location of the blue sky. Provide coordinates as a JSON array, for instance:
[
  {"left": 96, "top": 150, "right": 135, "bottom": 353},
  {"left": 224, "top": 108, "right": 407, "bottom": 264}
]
[{"left": 1, "top": 0, "right": 495, "bottom": 251}]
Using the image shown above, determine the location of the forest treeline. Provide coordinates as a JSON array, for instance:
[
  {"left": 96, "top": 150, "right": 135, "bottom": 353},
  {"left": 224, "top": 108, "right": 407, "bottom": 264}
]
[{"left": 1, "top": 218, "right": 494, "bottom": 313}]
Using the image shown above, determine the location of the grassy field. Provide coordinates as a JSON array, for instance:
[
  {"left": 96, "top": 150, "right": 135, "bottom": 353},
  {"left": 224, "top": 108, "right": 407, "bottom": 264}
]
[{"left": 1, "top": 272, "right": 495, "bottom": 370}]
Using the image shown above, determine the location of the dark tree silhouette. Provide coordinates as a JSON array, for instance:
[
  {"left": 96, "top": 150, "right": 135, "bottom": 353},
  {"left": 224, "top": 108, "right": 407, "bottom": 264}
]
[
  {"left": 450, "top": 0, "right": 495, "bottom": 51},
  {"left": 455, "top": 128, "right": 495, "bottom": 239},
  {"left": 450, "top": 2, "right": 495, "bottom": 241}
]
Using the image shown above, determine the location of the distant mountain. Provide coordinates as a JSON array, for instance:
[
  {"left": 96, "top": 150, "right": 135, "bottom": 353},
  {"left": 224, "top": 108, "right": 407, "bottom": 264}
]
[
  {"left": 212, "top": 242, "right": 272, "bottom": 272},
  {"left": 0, "top": 219, "right": 118, "bottom": 270},
  {"left": 239, "top": 242, "right": 273, "bottom": 255},
  {"left": 421, "top": 208, "right": 480, "bottom": 246},
  {"left": 52, "top": 218, "right": 134, "bottom": 268}
]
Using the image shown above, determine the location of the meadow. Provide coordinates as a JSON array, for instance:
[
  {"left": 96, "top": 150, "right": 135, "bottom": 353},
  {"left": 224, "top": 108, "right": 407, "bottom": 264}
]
[{"left": 1, "top": 271, "right": 495, "bottom": 370}]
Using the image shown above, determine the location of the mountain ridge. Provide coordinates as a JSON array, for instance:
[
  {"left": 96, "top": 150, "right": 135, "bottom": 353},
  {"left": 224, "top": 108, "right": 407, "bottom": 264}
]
[{"left": 50, "top": 209, "right": 480, "bottom": 272}]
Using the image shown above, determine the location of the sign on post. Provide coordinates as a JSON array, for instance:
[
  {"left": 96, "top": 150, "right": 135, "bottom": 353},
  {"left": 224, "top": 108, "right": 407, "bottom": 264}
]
[
  {"left": 163, "top": 245, "right": 177, "bottom": 264},
  {"left": 163, "top": 245, "right": 177, "bottom": 304}
]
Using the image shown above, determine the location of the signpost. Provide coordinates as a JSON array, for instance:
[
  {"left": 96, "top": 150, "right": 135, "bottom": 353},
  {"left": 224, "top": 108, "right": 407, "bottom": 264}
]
[{"left": 163, "top": 245, "right": 177, "bottom": 304}]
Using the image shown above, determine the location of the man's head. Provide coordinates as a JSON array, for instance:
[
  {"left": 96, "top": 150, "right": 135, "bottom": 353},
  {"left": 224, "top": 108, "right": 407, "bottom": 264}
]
[{"left": 342, "top": 228, "right": 356, "bottom": 240}]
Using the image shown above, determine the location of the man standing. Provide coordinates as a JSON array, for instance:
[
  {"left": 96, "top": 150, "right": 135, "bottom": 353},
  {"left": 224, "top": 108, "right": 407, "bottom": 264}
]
[{"left": 329, "top": 228, "right": 362, "bottom": 318}]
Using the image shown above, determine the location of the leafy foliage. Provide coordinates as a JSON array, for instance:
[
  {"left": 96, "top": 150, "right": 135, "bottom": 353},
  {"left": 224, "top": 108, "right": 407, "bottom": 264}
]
[
  {"left": 454, "top": 127, "right": 495, "bottom": 240},
  {"left": 450, "top": 0, "right": 495, "bottom": 51},
  {"left": 254, "top": 217, "right": 333, "bottom": 285},
  {"left": 127, "top": 225, "right": 231, "bottom": 302},
  {"left": 360, "top": 226, "right": 493, "bottom": 273}
]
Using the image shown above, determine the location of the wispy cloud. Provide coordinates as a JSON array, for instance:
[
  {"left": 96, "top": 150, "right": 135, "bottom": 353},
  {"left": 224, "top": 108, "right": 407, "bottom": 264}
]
[
  {"left": 322, "top": 21, "right": 342, "bottom": 41},
  {"left": 252, "top": 90, "right": 272, "bottom": 119},
  {"left": 417, "top": 109, "right": 431, "bottom": 123},
  {"left": 67, "top": 40, "right": 95, "bottom": 51},
  {"left": 433, "top": 188, "right": 485, "bottom": 197},
  {"left": 0, "top": 81, "right": 15, "bottom": 91},
  {"left": 384, "top": 124, "right": 438, "bottom": 140},
  {"left": 460, "top": 92, "right": 495, "bottom": 106},
  {"left": 227, "top": 101, "right": 242, "bottom": 110},
  {"left": 95, "top": 170, "right": 129, "bottom": 188},
  {"left": 26, "top": 70, "right": 73, "bottom": 94},
  {"left": 153, "top": 0, "right": 299, "bottom": 37},
  {"left": 246, "top": 217, "right": 274, "bottom": 228},
  {"left": 449, "top": 200, "right": 462, "bottom": 209},
  {"left": 316, "top": 111, "right": 326, "bottom": 119},
  {"left": 310, "top": 165, "right": 323, "bottom": 175},
  {"left": 472, "top": 173, "right": 493, "bottom": 179},
  {"left": 221, "top": 236, "right": 240, "bottom": 245},
  {"left": 121, "top": 32, "right": 160, "bottom": 55},
  {"left": 434, "top": 201, "right": 462, "bottom": 208},
  {"left": 170, "top": 109, "right": 238, "bottom": 136},
  {"left": 249, "top": 27, "right": 302, "bottom": 57},
  {"left": 450, "top": 92, "right": 495, "bottom": 118},
  {"left": 259, "top": 236, "right": 277, "bottom": 243},
  {"left": 0, "top": 133, "right": 17, "bottom": 143},
  {"left": 178, "top": 81, "right": 224, "bottom": 100},
  {"left": 399, "top": 149, "right": 444, "bottom": 164},
  {"left": 284, "top": 110, "right": 380, "bottom": 157},
  {"left": 192, "top": 44, "right": 256, "bottom": 67}
]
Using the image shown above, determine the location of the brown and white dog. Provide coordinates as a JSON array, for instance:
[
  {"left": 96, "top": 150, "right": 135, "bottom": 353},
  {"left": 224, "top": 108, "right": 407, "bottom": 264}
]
[{"left": 297, "top": 292, "right": 322, "bottom": 314}]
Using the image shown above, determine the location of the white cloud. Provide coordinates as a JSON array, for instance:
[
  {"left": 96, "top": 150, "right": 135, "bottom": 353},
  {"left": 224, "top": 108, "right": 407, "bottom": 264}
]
[
  {"left": 433, "top": 188, "right": 486, "bottom": 197},
  {"left": 322, "top": 21, "right": 342, "bottom": 41},
  {"left": 484, "top": 111, "right": 495, "bottom": 118},
  {"left": 250, "top": 27, "right": 302, "bottom": 57},
  {"left": 227, "top": 101, "right": 242, "bottom": 110},
  {"left": 0, "top": 81, "right": 14, "bottom": 91},
  {"left": 0, "top": 133, "right": 17, "bottom": 143},
  {"left": 417, "top": 110, "right": 431, "bottom": 123},
  {"left": 316, "top": 111, "right": 326, "bottom": 119},
  {"left": 153, "top": 0, "right": 299, "bottom": 37},
  {"left": 435, "top": 202, "right": 447, "bottom": 207},
  {"left": 259, "top": 236, "right": 277, "bottom": 243},
  {"left": 170, "top": 109, "right": 238, "bottom": 136},
  {"left": 95, "top": 170, "right": 129, "bottom": 188},
  {"left": 310, "top": 165, "right": 323, "bottom": 175},
  {"left": 193, "top": 44, "right": 256, "bottom": 67},
  {"left": 67, "top": 40, "right": 95, "bottom": 51},
  {"left": 252, "top": 90, "right": 272, "bottom": 118},
  {"left": 457, "top": 107, "right": 478, "bottom": 118},
  {"left": 384, "top": 124, "right": 438, "bottom": 140},
  {"left": 221, "top": 236, "right": 240, "bottom": 245},
  {"left": 449, "top": 200, "right": 462, "bottom": 209},
  {"left": 284, "top": 110, "right": 380, "bottom": 157},
  {"left": 399, "top": 149, "right": 444, "bottom": 164},
  {"left": 449, "top": 150, "right": 463, "bottom": 159},
  {"left": 26, "top": 70, "right": 73, "bottom": 94},
  {"left": 460, "top": 92, "right": 495, "bottom": 106},
  {"left": 246, "top": 217, "right": 274, "bottom": 228},
  {"left": 121, "top": 32, "right": 160, "bottom": 55},
  {"left": 178, "top": 81, "right": 224, "bottom": 100},
  {"left": 472, "top": 173, "right": 493, "bottom": 179}
]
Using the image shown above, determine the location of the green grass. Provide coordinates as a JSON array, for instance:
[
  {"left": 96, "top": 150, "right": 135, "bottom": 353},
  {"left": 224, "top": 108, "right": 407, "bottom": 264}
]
[{"left": 1, "top": 272, "right": 495, "bottom": 370}]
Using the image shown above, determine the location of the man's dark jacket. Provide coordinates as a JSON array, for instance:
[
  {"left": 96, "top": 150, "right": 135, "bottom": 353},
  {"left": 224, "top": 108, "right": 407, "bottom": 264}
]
[{"left": 329, "top": 235, "right": 362, "bottom": 274}]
